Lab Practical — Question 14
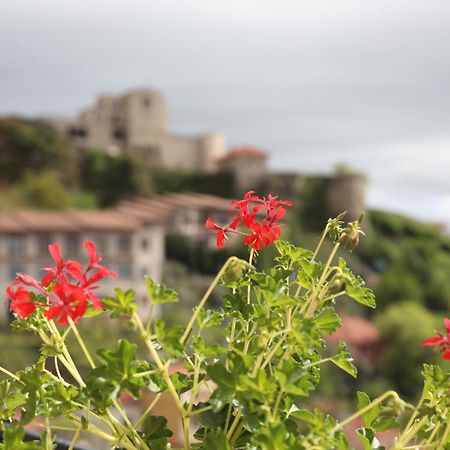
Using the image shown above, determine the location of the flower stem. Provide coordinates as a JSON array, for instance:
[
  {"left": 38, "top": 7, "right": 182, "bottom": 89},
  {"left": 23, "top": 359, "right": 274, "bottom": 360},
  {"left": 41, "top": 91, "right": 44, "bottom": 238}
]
[
  {"left": 331, "top": 390, "right": 400, "bottom": 433},
  {"left": 132, "top": 312, "right": 186, "bottom": 417},
  {"left": 0, "top": 365, "right": 22, "bottom": 382},
  {"left": 181, "top": 256, "right": 239, "bottom": 344},
  {"left": 304, "top": 242, "right": 340, "bottom": 318},
  {"left": 68, "top": 317, "right": 96, "bottom": 369},
  {"left": 135, "top": 393, "right": 162, "bottom": 428}
]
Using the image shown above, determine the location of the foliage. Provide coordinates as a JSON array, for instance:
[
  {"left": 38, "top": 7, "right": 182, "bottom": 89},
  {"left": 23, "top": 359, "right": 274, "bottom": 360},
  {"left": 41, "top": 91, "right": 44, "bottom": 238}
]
[
  {"left": 358, "top": 209, "right": 450, "bottom": 312},
  {"left": 79, "top": 149, "right": 150, "bottom": 207},
  {"left": 13, "top": 171, "right": 72, "bottom": 210},
  {"left": 375, "top": 301, "right": 443, "bottom": 397},
  {"left": 152, "top": 170, "right": 234, "bottom": 198},
  {"left": 0, "top": 118, "right": 75, "bottom": 185},
  {"left": 297, "top": 176, "right": 330, "bottom": 231},
  {"left": 0, "top": 199, "right": 448, "bottom": 450}
]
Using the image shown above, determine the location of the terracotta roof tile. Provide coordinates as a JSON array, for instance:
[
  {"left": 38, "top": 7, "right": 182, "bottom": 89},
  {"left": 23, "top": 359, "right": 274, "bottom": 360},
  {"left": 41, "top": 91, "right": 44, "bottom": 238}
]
[
  {"left": 219, "top": 146, "right": 267, "bottom": 163},
  {"left": 327, "top": 315, "right": 380, "bottom": 346}
]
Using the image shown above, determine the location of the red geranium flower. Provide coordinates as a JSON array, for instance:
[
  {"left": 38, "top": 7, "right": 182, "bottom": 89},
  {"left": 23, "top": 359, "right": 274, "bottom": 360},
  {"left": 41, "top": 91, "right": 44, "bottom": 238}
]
[
  {"left": 423, "top": 318, "right": 450, "bottom": 360},
  {"left": 45, "top": 278, "right": 87, "bottom": 325},
  {"left": 7, "top": 283, "right": 38, "bottom": 318},
  {"left": 5, "top": 239, "right": 116, "bottom": 325},
  {"left": 206, "top": 191, "right": 292, "bottom": 251}
]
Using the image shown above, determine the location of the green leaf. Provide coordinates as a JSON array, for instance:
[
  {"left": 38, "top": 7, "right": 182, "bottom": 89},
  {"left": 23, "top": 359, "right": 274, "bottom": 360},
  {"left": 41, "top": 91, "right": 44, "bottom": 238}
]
[
  {"left": 85, "top": 339, "right": 150, "bottom": 412},
  {"left": 338, "top": 259, "right": 376, "bottom": 308},
  {"left": 274, "top": 360, "right": 319, "bottom": 396},
  {"left": 357, "top": 392, "right": 380, "bottom": 427},
  {"left": 102, "top": 288, "right": 137, "bottom": 317},
  {"left": 331, "top": 341, "right": 357, "bottom": 378},
  {"left": 139, "top": 415, "right": 173, "bottom": 450},
  {"left": 356, "top": 391, "right": 400, "bottom": 432},
  {"left": 314, "top": 307, "right": 341, "bottom": 335},
  {"left": 196, "top": 308, "right": 223, "bottom": 328},
  {"left": 191, "top": 335, "right": 224, "bottom": 359},
  {"left": 0, "top": 424, "right": 42, "bottom": 450},
  {"left": 356, "top": 428, "right": 385, "bottom": 450},
  {"left": 145, "top": 275, "right": 179, "bottom": 304},
  {"left": 204, "top": 429, "right": 231, "bottom": 450},
  {"left": 0, "top": 379, "right": 26, "bottom": 420},
  {"left": 154, "top": 319, "right": 184, "bottom": 357}
]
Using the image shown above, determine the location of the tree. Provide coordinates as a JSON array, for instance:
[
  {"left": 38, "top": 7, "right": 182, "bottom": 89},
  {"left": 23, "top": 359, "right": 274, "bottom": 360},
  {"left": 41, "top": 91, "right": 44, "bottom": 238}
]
[
  {"left": 14, "top": 171, "right": 71, "bottom": 209},
  {"left": 375, "top": 301, "right": 442, "bottom": 398}
]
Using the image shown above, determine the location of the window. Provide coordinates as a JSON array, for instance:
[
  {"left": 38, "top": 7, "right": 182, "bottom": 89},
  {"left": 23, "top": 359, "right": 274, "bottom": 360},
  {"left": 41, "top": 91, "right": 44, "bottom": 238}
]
[
  {"left": 118, "top": 234, "right": 131, "bottom": 253},
  {"left": 117, "top": 264, "right": 132, "bottom": 279},
  {"left": 141, "top": 237, "right": 151, "bottom": 251},
  {"left": 37, "top": 233, "right": 52, "bottom": 253},
  {"left": 8, "top": 234, "right": 25, "bottom": 255},
  {"left": 88, "top": 234, "right": 105, "bottom": 251},
  {"left": 142, "top": 97, "right": 151, "bottom": 108},
  {"left": 9, "top": 264, "right": 24, "bottom": 281},
  {"left": 65, "top": 234, "right": 80, "bottom": 253}
]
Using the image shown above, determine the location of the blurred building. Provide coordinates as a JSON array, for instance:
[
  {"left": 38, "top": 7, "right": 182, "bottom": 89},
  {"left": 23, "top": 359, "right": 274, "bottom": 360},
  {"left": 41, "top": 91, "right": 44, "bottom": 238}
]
[
  {"left": 42, "top": 89, "right": 226, "bottom": 172},
  {"left": 217, "top": 145, "right": 268, "bottom": 194},
  {"left": 0, "top": 193, "right": 232, "bottom": 325},
  {"left": 327, "top": 314, "right": 381, "bottom": 366}
]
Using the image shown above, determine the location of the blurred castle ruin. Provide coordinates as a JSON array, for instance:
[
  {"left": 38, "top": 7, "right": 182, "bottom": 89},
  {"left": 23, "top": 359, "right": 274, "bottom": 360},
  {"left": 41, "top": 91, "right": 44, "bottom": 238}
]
[
  {"left": 43, "top": 89, "right": 226, "bottom": 172},
  {"left": 41, "top": 88, "right": 366, "bottom": 222}
]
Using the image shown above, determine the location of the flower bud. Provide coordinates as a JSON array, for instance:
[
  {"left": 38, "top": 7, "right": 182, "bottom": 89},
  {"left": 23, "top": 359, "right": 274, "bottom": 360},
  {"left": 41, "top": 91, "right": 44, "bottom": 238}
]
[{"left": 338, "top": 213, "right": 365, "bottom": 251}]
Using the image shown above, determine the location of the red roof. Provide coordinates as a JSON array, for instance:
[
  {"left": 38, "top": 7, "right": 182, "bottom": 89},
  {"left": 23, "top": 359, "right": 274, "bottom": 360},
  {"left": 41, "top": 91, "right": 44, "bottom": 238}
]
[
  {"left": 327, "top": 315, "right": 380, "bottom": 346},
  {"left": 219, "top": 146, "right": 267, "bottom": 162}
]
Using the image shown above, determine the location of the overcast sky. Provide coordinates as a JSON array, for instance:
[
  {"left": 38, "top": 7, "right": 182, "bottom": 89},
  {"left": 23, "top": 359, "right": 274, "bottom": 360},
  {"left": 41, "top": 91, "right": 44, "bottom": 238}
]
[{"left": 2, "top": 0, "right": 450, "bottom": 224}]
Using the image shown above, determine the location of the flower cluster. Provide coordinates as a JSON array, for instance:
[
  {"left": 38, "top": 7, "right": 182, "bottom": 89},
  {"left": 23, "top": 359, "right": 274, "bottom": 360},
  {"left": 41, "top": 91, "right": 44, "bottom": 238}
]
[
  {"left": 6, "top": 240, "right": 117, "bottom": 325},
  {"left": 206, "top": 191, "right": 292, "bottom": 250},
  {"left": 422, "top": 318, "right": 450, "bottom": 360}
]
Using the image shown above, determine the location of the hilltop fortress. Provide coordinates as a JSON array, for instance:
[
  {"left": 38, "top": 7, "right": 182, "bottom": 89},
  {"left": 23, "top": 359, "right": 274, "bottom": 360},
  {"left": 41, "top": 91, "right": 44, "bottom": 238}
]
[
  {"left": 43, "top": 89, "right": 226, "bottom": 173},
  {"left": 41, "top": 88, "right": 366, "bottom": 222}
]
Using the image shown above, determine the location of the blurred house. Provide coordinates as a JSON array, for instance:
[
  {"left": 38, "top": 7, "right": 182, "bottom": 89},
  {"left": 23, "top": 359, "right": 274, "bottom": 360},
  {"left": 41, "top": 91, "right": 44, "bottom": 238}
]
[
  {"left": 0, "top": 193, "right": 232, "bottom": 325},
  {"left": 115, "top": 192, "right": 231, "bottom": 247},
  {"left": 217, "top": 145, "right": 268, "bottom": 194},
  {"left": 0, "top": 209, "right": 165, "bottom": 325},
  {"left": 327, "top": 314, "right": 381, "bottom": 366},
  {"left": 42, "top": 89, "right": 226, "bottom": 172}
]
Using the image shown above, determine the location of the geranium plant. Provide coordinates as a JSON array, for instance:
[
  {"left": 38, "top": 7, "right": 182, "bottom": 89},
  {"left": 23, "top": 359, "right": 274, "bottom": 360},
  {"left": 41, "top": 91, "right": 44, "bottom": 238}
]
[{"left": 0, "top": 192, "right": 448, "bottom": 450}]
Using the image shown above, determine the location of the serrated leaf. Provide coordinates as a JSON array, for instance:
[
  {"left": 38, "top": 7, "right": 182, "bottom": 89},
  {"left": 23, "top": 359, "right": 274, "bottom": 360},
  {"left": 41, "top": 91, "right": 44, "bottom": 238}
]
[
  {"left": 154, "top": 319, "right": 184, "bottom": 357},
  {"left": 356, "top": 427, "right": 385, "bottom": 450},
  {"left": 314, "top": 307, "right": 341, "bottom": 335},
  {"left": 331, "top": 341, "right": 357, "bottom": 378},
  {"left": 139, "top": 415, "right": 173, "bottom": 450},
  {"left": 145, "top": 276, "right": 178, "bottom": 304}
]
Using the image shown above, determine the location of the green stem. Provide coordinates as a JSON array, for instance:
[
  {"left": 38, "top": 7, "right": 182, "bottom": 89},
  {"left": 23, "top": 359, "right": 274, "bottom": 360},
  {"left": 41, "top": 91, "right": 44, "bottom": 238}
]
[
  {"left": 68, "top": 317, "right": 96, "bottom": 368},
  {"left": 68, "top": 424, "right": 82, "bottom": 450},
  {"left": 439, "top": 415, "right": 450, "bottom": 447},
  {"left": 394, "top": 415, "right": 428, "bottom": 449},
  {"left": 135, "top": 393, "right": 162, "bottom": 427},
  {"left": 0, "top": 365, "right": 22, "bottom": 382},
  {"left": 132, "top": 312, "right": 186, "bottom": 417},
  {"left": 247, "top": 248, "right": 254, "bottom": 305},
  {"left": 304, "top": 242, "right": 340, "bottom": 318},
  {"left": 189, "top": 405, "right": 212, "bottom": 416},
  {"left": 312, "top": 227, "right": 329, "bottom": 261},
  {"left": 226, "top": 411, "right": 242, "bottom": 440},
  {"left": 331, "top": 390, "right": 400, "bottom": 433},
  {"left": 183, "top": 416, "right": 191, "bottom": 450},
  {"left": 302, "top": 357, "right": 333, "bottom": 369},
  {"left": 181, "top": 256, "right": 239, "bottom": 344},
  {"left": 402, "top": 389, "right": 425, "bottom": 437}
]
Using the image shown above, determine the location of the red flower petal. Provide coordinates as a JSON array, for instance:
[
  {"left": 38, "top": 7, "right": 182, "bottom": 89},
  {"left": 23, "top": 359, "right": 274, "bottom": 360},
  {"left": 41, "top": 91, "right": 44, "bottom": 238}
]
[
  {"left": 443, "top": 349, "right": 450, "bottom": 360},
  {"left": 48, "top": 243, "right": 63, "bottom": 268},
  {"left": 445, "top": 318, "right": 450, "bottom": 336},
  {"left": 422, "top": 336, "right": 445, "bottom": 346}
]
